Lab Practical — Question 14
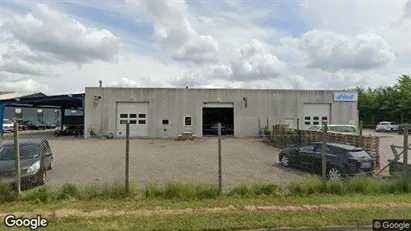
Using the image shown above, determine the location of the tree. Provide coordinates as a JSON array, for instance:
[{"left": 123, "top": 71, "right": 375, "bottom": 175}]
[
  {"left": 355, "top": 75, "right": 410, "bottom": 124},
  {"left": 394, "top": 75, "right": 411, "bottom": 121}
]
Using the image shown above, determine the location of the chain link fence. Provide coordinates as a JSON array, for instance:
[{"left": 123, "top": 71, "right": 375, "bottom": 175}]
[{"left": 0, "top": 120, "right": 410, "bottom": 195}]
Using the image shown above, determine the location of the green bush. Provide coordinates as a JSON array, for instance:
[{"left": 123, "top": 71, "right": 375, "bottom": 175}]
[
  {"left": 228, "top": 185, "right": 251, "bottom": 197},
  {"left": 22, "top": 187, "right": 55, "bottom": 203},
  {"left": 0, "top": 184, "right": 17, "bottom": 203},
  {"left": 2, "top": 178, "right": 411, "bottom": 205},
  {"left": 345, "top": 177, "right": 381, "bottom": 194},
  {"left": 228, "top": 183, "right": 281, "bottom": 197},
  {"left": 57, "top": 184, "right": 80, "bottom": 200},
  {"left": 379, "top": 179, "right": 411, "bottom": 193},
  {"left": 251, "top": 184, "right": 281, "bottom": 196},
  {"left": 144, "top": 182, "right": 220, "bottom": 200},
  {"left": 263, "top": 125, "right": 271, "bottom": 137},
  {"left": 289, "top": 177, "right": 327, "bottom": 196},
  {"left": 325, "top": 180, "right": 346, "bottom": 195}
]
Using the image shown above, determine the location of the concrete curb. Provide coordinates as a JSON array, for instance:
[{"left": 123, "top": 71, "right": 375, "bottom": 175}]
[{"left": 243, "top": 225, "right": 373, "bottom": 231}]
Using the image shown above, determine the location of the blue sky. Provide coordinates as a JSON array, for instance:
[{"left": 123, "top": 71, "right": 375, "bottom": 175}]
[{"left": 0, "top": 0, "right": 410, "bottom": 93}]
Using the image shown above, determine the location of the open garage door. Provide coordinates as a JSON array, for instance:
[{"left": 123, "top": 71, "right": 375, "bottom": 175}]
[{"left": 202, "top": 102, "right": 234, "bottom": 136}]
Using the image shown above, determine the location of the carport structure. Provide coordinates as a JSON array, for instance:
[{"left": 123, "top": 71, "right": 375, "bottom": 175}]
[{"left": 0, "top": 92, "right": 84, "bottom": 137}]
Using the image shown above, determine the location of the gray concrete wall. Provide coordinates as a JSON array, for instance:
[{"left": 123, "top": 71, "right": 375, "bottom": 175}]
[{"left": 84, "top": 88, "right": 358, "bottom": 138}]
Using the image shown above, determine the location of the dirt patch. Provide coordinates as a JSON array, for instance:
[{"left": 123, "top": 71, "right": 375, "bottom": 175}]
[{"left": 1, "top": 202, "right": 411, "bottom": 220}]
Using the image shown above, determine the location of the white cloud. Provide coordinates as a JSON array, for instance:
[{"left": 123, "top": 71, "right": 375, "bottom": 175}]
[
  {"left": 129, "top": 0, "right": 219, "bottom": 64},
  {"left": 4, "top": 4, "right": 119, "bottom": 64},
  {"left": 172, "top": 39, "right": 287, "bottom": 84},
  {"left": 107, "top": 77, "right": 139, "bottom": 88},
  {"left": 0, "top": 79, "right": 50, "bottom": 92},
  {"left": 282, "top": 30, "right": 396, "bottom": 72},
  {"left": 0, "top": 0, "right": 409, "bottom": 93},
  {"left": 230, "top": 40, "right": 287, "bottom": 81}
]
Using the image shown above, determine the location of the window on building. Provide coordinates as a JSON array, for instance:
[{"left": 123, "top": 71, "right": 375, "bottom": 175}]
[
  {"left": 130, "top": 114, "right": 137, "bottom": 118},
  {"left": 138, "top": 120, "right": 146, "bottom": 125},
  {"left": 120, "top": 120, "right": 128, "bottom": 124},
  {"left": 15, "top": 108, "right": 22, "bottom": 119},
  {"left": 129, "top": 120, "right": 137, "bottom": 124},
  {"left": 138, "top": 114, "right": 146, "bottom": 118},
  {"left": 120, "top": 114, "right": 128, "bottom": 118},
  {"left": 184, "top": 116, "right": 192, "bottom": 126},
  {"left": 37, "top": 109, "right": 43, "bottom": 121},
  {"left": 304, "top": 116, "right": 311, "bottom": 125},
  {"left": 162, "top": 119, "right": 169, "bottom": 125},
  {"left": 313, "top": 116, "right": 319, "bottom": 120},
  {"left": 313, "top": 121, "right": 319, "bottom": 125}
]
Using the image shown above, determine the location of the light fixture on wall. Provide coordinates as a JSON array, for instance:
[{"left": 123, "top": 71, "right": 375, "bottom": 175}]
[
  {"left": 243, "top": 97, "right": 248, "bottom": 108},
  {"left": 93, "top": 96, "right": 102, "bottom": 107}
]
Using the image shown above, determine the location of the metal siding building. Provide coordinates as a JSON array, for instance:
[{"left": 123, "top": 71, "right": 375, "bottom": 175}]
[{"left": 84, "top": 87, "right": 358, "bottom": 138}]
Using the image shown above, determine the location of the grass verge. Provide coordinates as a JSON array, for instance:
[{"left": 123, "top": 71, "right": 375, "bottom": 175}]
[
  {"left": 0, "top": 177, "right": 410, "bottom": 213},
  {"left": 3, "top": 207, "right": 411, "bottom": 231}
]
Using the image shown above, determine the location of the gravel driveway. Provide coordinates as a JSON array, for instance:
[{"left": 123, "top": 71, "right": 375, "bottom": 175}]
[
  {"left": 42, "top": 138, "right": 306, "bottom": 191},
  {"left": 363, "top": 129, "right": 410, "bottom": 174}
]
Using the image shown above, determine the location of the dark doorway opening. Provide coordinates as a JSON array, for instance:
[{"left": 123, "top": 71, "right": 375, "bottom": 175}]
[{"left": 202, "top": 107, "right": 234, "bottom": 136}]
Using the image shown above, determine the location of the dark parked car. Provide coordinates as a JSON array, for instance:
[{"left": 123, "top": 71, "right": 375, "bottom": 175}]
[
  {"left": 44, "top": 121, "right": 57, "bottom": 129},
  {"left": 398, "top": 124, "right": 411, "bottom": 134},
  {"left": 278, "top": 142, "right": 374, "bottom": 179},
  {"left": 24, "top": 120, "right": 47, "bottom": 130},
  {"left": 54, "top": 124, "right": 84, "bottom": 136},
  {"left": 0, "top": 139, "right": 53, "bottom": 187}
]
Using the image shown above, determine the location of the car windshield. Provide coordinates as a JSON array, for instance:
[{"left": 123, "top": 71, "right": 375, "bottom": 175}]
[
  {"left": 3, "top": 119, "right": 12, "bottom": 124},
  {"left": 379, "top": 122, "right": 390, "bottom": 125},
  {"left": 348, "top": 149, "right": 370, "bottom": 158},
  {"left": 0, "top": 144, "right": 41, "bottom": 160}
]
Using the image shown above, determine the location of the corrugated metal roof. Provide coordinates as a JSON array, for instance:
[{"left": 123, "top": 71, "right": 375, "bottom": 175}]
[{"left": 0, "top": 92, "right": 45, "bottom": 101}]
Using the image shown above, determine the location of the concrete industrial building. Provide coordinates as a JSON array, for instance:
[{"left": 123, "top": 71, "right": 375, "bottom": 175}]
[{"left": 84, "top": 87, "right": 358, "bottom": 138}]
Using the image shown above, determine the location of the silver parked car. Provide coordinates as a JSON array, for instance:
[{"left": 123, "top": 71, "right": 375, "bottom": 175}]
[
  {"left": 2, "top": 119, "right": 14, "bottom": 133},
  {"left": 375, "top": 121, "right": 399, "bottom": 132}
]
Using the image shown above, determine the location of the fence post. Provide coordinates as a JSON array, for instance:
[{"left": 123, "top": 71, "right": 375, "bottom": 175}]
[
  {"left": 13, "top": 121, "right": 21, "bottom": 196},
  {"left": 359, "top": 121, "right": 363, "bottom": 148},
  {"left": 218, "top": 123, "right": 222, "bottom": 193},
  {"left": 403, "top": 123, "right": 408, "bottom": 178},
  {"left": 322, "top": 122, "right": 328, "bottom": 181},
  {"left": 125, "top": 122, "right": 130, "bottom": 193},
  {"left": 297, "top": 118, "right": 301, "bottom": 147}
]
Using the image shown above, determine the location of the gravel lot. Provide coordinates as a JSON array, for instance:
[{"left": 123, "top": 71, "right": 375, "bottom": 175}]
[
  {"left": 363, "top": 129, "right": 409, "bottom": 174},
  {"left": 24, "top": 137, "right": 305, "bottom": 191},
  {"left": 4, "top": 128, "right": 408, "bottom": 190}
]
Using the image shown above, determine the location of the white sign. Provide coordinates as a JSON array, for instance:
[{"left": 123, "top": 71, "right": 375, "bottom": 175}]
[{"left": 333, "top": 92, "right": 358, "bottom": 102}]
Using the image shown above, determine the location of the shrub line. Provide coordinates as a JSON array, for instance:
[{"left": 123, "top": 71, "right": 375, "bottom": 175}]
[{"left": 1, "top": 176, "right": 411, "bottom": 204}]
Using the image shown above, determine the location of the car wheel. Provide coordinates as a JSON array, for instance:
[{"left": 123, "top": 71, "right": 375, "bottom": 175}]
[
  {"left": 37, "top": 170, "right": 46, "bottom": 186},
  {"left": 47, "top": 159, "right": 53, "bottom": 170},
  {"left": 328, "top": 166, "right": 343, "bottom": 180},
  {"left": 280, "top": 155, "right": 290, "bottom": 167}
]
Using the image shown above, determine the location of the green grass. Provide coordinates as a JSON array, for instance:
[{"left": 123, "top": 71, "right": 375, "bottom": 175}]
[
  {"left": 4, "top": 207, "right": 411, "bottom": 231},
  {"left": 288, "top": 176, "right": 411, "bottom": 196},
  {"left": 1, "top": 177, "right": 411, "bottom": 213},
  {"left": 1, "top": 194, "right": 411, "bottom": 214}
]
